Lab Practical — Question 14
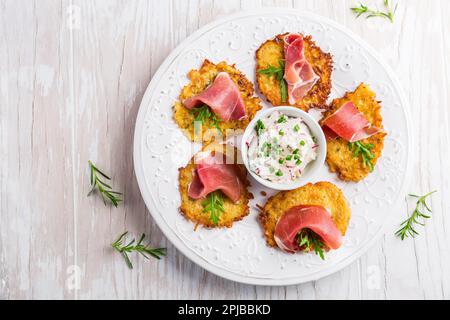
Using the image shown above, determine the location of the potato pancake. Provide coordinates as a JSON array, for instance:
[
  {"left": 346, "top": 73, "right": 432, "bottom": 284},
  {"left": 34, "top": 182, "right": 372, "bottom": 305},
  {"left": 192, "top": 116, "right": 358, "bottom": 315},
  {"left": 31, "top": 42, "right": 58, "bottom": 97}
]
[
  {"left": 178, "top": 143, "right": 251, "bottom": 228},
  {"left": 259, "top": 182, "right": 350, "bottom": 248},
  {"left": 322, "top": 83, "right": 386, "bottom": 182},
  {"left": 256, "top": 34, "right": 333, "bottom": 111},
  {"left": 173, "top": 60, "right": 262, "bottom": 143}
]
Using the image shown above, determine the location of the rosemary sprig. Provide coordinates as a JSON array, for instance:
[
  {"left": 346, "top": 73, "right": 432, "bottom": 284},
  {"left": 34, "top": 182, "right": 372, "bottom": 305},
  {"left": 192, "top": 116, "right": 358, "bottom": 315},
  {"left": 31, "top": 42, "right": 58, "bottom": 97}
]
[
  {"left": 112, "top": 232, "right": 166, "bottom": 269},
  {"left": 258, "top": 60, "right": 288, "bottom": 103},
  {"left": 348, "top": 141, "right": 375, "bottom": 172},
  {"left": 202, "top": 191, "right": 225, "bottom": 225},
  {"left": 88, "top": 160, "right": 122, "bottom": 207},
  {"left": 395, "top": 191, "right": 437, "bottom": 240},
  {"left": 191, "top": 104, "right": 221, "bottom": 130},
  {"left": 297, "top": 229, "right": 326, "bottom": 260},
  {"left": 351, "top": 0, "right": 398, "bottom": 23}
]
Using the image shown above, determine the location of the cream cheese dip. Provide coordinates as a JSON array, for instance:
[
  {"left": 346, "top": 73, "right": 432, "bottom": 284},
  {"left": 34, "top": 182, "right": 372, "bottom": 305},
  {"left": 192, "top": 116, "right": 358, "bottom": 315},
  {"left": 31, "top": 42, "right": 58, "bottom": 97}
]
[{"left": 246, "top": 110, "right": 318, "bottom": 183}]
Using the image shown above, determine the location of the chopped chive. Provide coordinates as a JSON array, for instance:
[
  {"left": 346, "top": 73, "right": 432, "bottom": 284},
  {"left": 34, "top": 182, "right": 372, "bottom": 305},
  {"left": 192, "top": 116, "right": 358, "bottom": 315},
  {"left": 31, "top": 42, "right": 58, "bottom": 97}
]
[
  {"left": 277, "top": 115, "right": 287, "bottom": 123},
  {"left": 300, "top": 140, "right": 305, "bottom": 146},
  {"left": 255, "top": 119, "right": 265, "bottom": 136},
  {"left": 294, "top": 124, "right": 300, "bottom": 132},
  {"left": 278, "top": 158, "right": 285, "bottom": 164},
  {"left": 275, "top": 170, "right": 283, "bottom": 177},
  {"left": 293, "top": 149, "right": 299, "bottom": 154},
  {"left": 279, "top": 130, "right": 285, "bottom": 136},
  {"left": 286, "top": 155, "right": 293, "bottom": 161},
  {"left": 296, "top": 159, "right": 302, "bottom": 165}
]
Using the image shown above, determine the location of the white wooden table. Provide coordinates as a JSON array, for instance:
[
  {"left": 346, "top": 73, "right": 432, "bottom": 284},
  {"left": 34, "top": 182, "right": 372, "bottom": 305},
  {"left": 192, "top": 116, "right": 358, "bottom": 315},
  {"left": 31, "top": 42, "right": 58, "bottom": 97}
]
[{"left": 1, "top": 0, "right": 449, "bottom": 300}]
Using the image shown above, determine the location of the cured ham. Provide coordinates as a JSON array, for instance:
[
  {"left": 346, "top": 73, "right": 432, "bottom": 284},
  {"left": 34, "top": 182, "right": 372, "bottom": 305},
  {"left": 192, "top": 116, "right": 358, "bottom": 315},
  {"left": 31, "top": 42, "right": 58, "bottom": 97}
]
[
  {"left": 183, "top": 72, "right": 246, "bottom": 121},
  {"left": 283, "top": 33, "right": 319, "bottom": 104},
  {"left": 274, "top": 205, "right": 342, "bottom": 253},
  {"left": 322, "top": 101, "right": 383, "bottom": 142},
  {"left": 188, "top": 152, "right": 242, "bottom": 203}
]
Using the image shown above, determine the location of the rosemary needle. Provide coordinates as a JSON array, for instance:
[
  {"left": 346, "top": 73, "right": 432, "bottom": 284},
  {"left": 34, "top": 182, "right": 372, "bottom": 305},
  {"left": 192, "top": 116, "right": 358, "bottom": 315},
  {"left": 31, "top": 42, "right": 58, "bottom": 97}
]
[
  {"left": 351, "top": 0, "right": 398, "bottom": 23},
  {"left": 112, "top": 232, "right": 166, "bottom": 269},
  {"left": 88, "top": 160, "right": 122, "bottom": 207},
  {"left": 395, "top": 191, "right": 437, "bottom": 240}
]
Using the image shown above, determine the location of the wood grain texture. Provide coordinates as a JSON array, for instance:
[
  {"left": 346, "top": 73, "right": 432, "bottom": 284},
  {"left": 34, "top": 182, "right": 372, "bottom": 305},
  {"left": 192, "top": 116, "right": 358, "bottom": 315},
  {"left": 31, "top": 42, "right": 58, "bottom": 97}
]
[{"left": 0, "top": 0, "right": 449, "bottom": 299}]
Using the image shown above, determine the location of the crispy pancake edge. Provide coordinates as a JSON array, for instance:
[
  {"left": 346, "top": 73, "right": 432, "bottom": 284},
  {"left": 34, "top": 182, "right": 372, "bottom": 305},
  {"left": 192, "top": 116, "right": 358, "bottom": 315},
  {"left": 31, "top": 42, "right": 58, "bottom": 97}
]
[
  {"left": 178, "top": 143, "right": 251, "bottom": 229},
  {"left": 259, "top": 181, "right": 351, "bottom": 248},
  {"left": 256, "top": 34, "right": 333, "bottom": 111},
  {"left": 173, "top": 60, "right": 262, "bottom": 144},
  {"left": 321, "top": 83, "right": 387, "bottom": 182}
]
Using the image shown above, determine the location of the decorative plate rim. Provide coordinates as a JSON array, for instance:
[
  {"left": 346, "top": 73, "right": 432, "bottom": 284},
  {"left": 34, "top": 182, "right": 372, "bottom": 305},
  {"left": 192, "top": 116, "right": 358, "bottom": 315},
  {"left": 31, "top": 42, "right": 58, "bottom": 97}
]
[{"left": 133, "top": 8, "right": 413, "bottom": 286}]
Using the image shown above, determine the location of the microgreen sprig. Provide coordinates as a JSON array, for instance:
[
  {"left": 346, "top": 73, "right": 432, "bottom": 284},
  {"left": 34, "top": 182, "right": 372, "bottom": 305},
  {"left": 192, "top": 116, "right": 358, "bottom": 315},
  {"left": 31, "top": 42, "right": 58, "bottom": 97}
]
[
  {"left": 202, "top": 191, "right": 225, "bottom": 225},
  {"left": 348, "top": 141, "right": 375, "bottom": 172},
  {"left": 395, "top": 191, "right": 437, "bottom": 240},
  {"left": 258, "top": 60, "right": 288, "bottom": 103},
  {"left": 191, "top": 104, "right": 221, "bottom": 130},
  {"left": 112, "top": 232, "right": 166, "bottom": 269},
  {"left": 297, "top": 229, "right": 326, "bottom": 260},
  {"left": 351, "top": 0, "right": 398, "bottom": 23},
  {"left": 88, "top": 160, "right": 122, "bottom": 207}
]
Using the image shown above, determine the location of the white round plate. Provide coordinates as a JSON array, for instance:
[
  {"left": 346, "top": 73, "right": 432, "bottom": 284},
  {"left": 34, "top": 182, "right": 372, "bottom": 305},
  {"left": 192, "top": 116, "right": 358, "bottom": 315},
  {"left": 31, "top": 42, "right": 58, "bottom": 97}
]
[{"left": 133, "top": 9, "right": 412, "bottom": 286}]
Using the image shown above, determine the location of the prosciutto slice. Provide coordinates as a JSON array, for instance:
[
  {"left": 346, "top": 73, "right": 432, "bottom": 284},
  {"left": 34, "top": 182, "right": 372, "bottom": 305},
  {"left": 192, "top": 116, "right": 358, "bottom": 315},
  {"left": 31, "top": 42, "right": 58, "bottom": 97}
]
[
  {"left": 188, "top": 152, "right": 242, "bottom": 203},
  {"left": 321, "top": 101, "right": 383, "bottom": 142},
  {"left": 183, "top": 72, "right": 246, "bottom": 121},
  {"left": 283, "top": 33, "right": 319, "bottom": 105},
  {"left": 274, "top": 205, "right": 342, "bottom": 253}
]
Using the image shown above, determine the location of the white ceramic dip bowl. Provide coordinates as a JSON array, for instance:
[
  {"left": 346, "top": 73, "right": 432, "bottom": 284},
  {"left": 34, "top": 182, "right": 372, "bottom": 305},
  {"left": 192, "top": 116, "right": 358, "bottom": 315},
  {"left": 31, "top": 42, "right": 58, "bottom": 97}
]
[{"left": 241, "top": 106, "right": 326, "bottom": 191}]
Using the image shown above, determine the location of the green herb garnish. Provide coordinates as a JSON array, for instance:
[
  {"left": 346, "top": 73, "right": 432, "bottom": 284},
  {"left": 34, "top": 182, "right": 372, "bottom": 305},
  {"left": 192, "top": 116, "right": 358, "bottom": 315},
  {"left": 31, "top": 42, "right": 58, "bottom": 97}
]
[
  {"left": 255, "top": 119, "right": 265, "bottom": 136},
  {"left": 88, "top": 160, "right": 122, "bottom": 207},
  {"left": 258, "top": 60, "right": 288, "bottom": 103},
  {"left": 191, "top": 104, "right": 221, "bottom": 130},
  {"left": 112, "top": 232, "right": 166, "bottom": 269},
  {"left": 293, "top": 148, "right": 299, "bottom": 154},
  {"left": 300, "top": 140, "right": 305, "bottom": 146},
  {"left": 348, "top": 141, "right": 375, "bottom": 172},
  {"left": 297, "top": 229, "right": 325, "bottom": 260},
  {"left": 279, "top": 130, "right": 285, "bottom": 136},
  {"left": 294, "top": 124, "right": 300, "bottom": 132},
  {"left": 262, "top": 142, "right": 272, "bottom": 157},
  {"left": 286, "top": 155, "right": 293, "bottom": 161},
  {"left": 202, "top": 191, "right": 225, "bottom": 225},
  {"left": 277, "top": 114, "right": 287, "bottom": 123},
  {"left": 351, "top": 0, "right": 398, "bottom": 23},
  {"left": 395, "top": 191, "right": 437, "bottom": 240},
  {"left": 278, "top": 158, "right": 285, "bottom": 164},
  {"left": 279, "top": 76, "right": 288, "bottom": 103},
  {"left": 296, "top": 159, "right": 302, "bottom": 165},
  {"left": 275, "top": 170, "right": 283, "bottom": 177}
]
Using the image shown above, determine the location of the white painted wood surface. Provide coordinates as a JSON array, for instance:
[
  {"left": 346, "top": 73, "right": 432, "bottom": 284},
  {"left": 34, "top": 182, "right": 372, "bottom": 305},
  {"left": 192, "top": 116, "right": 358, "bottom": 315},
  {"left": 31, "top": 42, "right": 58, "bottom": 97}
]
[{"left": 1, "top": 0, "right": 449, "bottom": 300}]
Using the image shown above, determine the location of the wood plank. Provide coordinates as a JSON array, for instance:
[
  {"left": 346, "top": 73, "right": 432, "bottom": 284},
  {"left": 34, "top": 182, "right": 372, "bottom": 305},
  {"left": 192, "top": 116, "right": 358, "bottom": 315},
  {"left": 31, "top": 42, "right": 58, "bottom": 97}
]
[{"left": 0, "top": 0, "right": 74, "bottom": 299}]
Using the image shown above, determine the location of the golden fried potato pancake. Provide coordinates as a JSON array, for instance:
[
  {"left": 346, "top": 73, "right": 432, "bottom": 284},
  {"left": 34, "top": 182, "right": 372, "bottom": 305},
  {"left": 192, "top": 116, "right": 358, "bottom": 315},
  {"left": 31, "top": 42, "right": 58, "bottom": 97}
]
[
  {"left": 173, "top": 60, "right": 262, "bottom": 143},
  {"left": 256, "top": 34, "right": 333, "bottom": 111},
  {"left": 322, "top": 83, "right": 386, "bottom": 182},
  {"left": 178, "top": 142, "right": 251, "bottom": 228},
  {"left": 259, "top": 182, "right": 350, "bottom": 247}
]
